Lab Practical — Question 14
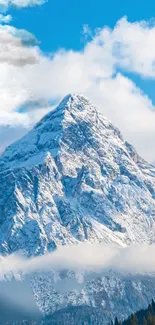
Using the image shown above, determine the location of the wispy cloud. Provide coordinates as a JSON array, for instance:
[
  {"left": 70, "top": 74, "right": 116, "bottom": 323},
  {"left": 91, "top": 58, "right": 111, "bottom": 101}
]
[
  {"left": 81, "top": 24, "right": 93, "bottom": 41},
  {"left": 0, "top": 13, "right": 11, "bottom": 23},
  {"left": 0, "top": 0, "right": 46, "bottom": 10}
]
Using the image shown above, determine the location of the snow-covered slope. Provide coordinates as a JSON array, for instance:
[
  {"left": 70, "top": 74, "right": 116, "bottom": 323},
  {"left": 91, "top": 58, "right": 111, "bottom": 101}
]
[
  {"left": 32, "top": 270, "right": 155, "bottom": 321},
  {"left": 0, "top": 94, "right": 155, "bottom": 255}
]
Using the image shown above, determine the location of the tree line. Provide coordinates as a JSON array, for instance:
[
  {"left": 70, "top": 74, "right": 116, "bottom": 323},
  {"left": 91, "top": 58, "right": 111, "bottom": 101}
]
[{"left": 113, "top": 299, "right": 155, "bottom": 325}]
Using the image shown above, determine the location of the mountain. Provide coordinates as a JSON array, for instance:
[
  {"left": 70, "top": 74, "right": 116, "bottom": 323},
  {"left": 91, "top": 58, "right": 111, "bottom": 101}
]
[
  {"left": 1, "top": 93, "right": 155, "bottom": 255},
  {"left": 32, "top": 270, "right": 155, "bottom": 321},
  {"left": 1, "top": 94, "right": 155, "bottom": 321}
]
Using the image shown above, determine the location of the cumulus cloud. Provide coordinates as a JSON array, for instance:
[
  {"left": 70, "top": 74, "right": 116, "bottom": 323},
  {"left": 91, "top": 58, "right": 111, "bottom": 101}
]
[
  {"left": 0, "top": 25, "right": 39, "bottom": 66},
  {"left": 1, "top": 17, "right": 155, "bottom": 161},
  {"left": 0, "top": 0, "right": 45, "bottom": 10},
  {"left": 0, "top": 13, "right": 11, "bottom": 23},
  {"left": 1, "top": 244, "right": 155, "bottom": 279},
  {"left": 109, "top": 17, "right": 155, "bottom": 77}
]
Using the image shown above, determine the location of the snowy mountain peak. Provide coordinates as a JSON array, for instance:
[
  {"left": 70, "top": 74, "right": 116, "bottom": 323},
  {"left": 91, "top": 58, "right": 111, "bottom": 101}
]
[
  {"left": 0, "top": 94, "right": 155, "bottom": 255},
  {"left": 57, "top": 93, "right": 92, "bottom": 111},
  {"left": 35, "top": 93, "right": 95, "bottom": 128},
  {"left": 0, "top": 93, "right": 120, "bottom": 171},
  {"left": 35, "top": 93, "right": 107, "bottom": 131}
]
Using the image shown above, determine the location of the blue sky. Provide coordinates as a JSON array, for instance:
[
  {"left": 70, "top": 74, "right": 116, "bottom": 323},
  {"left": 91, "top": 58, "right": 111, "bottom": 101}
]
[
  {"left": 9, "top": 0, "right": 155, "bottom": 104},
  {"left": 10, "top": 0, "right": 155, "bottom": 52},
  {"left": 0, "top": 0, "right": 155, "bottom": 162}
]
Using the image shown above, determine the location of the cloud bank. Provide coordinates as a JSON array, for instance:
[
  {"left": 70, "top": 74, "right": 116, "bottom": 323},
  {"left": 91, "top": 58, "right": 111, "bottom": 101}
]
[{"left": 1, "top": 244, "right": 155, "bottom": 280}]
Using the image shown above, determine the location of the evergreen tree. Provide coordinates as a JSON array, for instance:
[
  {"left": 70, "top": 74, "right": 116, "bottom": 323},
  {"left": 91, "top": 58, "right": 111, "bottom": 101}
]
[
  {"left": 130, "top": 313, "right": 138, "bottom": 325},
  {"left": 147, "top": 311, "right": 153, "bottom": 325},
  {"left": 152, "top": 300, "right": 155, "bottom": 313},
  {"left": 143, "top": 316, "right": 147, "bottom": 325},
  {"left": 115, "top": 317, "right": 121, "bottom": 325}
]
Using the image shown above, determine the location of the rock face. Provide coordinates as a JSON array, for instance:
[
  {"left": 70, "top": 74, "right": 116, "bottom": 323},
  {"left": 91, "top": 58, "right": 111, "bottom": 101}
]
[
  {"left": 31, "top": 270, "right": 155, "bottom": 321},
  {"left": 1, "top": 93, "right": 155, "bottom": 321}
]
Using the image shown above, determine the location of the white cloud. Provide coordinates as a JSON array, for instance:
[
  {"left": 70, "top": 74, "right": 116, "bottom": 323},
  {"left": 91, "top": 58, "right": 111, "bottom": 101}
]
[
  {"left": 0, "top": 25, "right": 39, "bottom": 65},
  {"left": 1, "top": 244, "right": 155, "bottom": 279},
  {"left": 0, "top": 13, "right": 11, "bottom": 23},
  {"left": 0, "top": 0, "right": 45, "bottom": 10},
  {"left": 1, "top": 17, "right": 155, "bottom": 161}
]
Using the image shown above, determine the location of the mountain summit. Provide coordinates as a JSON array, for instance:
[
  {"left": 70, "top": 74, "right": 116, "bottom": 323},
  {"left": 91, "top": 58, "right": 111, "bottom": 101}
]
[{"left": 0, "top": 94, "right": 155, "bottom": 255}]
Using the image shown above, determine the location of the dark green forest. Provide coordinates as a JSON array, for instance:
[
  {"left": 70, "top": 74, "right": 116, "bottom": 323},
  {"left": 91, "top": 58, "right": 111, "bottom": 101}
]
[
  {"left": 113, "top": 300, "right": 155, "bottom": 325},
  {"left": 121, "top": 299, "right": 155, "bottom": 325}
]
